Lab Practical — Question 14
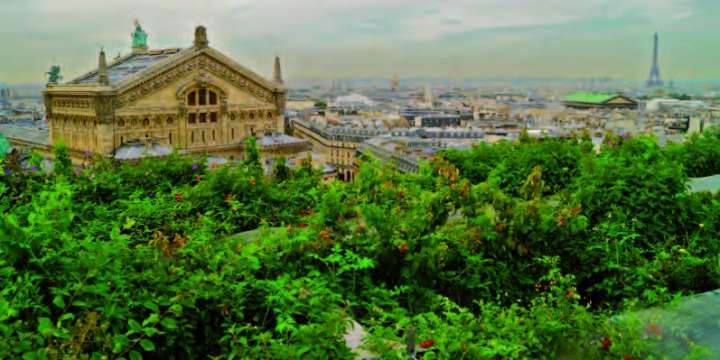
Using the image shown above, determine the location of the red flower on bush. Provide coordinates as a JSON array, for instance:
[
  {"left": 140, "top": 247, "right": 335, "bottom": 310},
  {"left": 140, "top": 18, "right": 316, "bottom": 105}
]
[
  {"left": 195, "top": 175, "right": 202, "bottom": 182},
  {"left": 319, "top": 229, "right": 331, "bottom": 241},
  {"left": 399, "top": 244, "right": 409, "bottom": 253},
  {"left": 299, "top": 222, "right": 307, "bottom": 228},
  {"left": 419, "top": 339, "right": 434, "bottom": 348},
  {"left": 601, "top": 336, "right": 611, "bottom": 351},
  {"left": 175, "top": 192, "right": 183, "bottom": 201},
  {"left": 566, "top": 290, "right": 574, "bottom": 299},
  {"left": 624, "top": 355, "right": 631, "bottom": 360},
  {"left": 249, "top": 179, "right": 257, "bottom": 186}
]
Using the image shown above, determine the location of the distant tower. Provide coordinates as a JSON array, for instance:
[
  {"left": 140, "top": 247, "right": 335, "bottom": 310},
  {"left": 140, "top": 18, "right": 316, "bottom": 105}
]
[
  {"left": 423, "top": 84, "right": 433, "bottom": 104},
  {"left": 273, "top": 56, "right": 284, "bottom": 85},
  {"left": 390, "top": 74, "right": 400, "bottom": 91},
  {"left": 646, "top": 32, "right": 663, "bottom": 88},
  {"left": 131, "top": 19, "right": 148, "bottom": 53}
]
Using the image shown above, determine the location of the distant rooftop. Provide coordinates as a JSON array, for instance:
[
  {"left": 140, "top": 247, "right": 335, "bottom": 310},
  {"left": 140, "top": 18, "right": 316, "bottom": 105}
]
[
  {"left": 562, "top": 92, "right": 627, "bottom": 104},
  {"left": 113, "top": 141, "right": 173, "bottom": 160}
]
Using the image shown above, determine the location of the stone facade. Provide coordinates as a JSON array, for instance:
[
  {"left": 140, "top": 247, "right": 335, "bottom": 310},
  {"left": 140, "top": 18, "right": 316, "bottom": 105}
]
[
  {"left": 291, "top": 119, "right": 363, "bottom": 181},
  {"left": 43, "top": 25, "right": 287, "bottom": 162}
]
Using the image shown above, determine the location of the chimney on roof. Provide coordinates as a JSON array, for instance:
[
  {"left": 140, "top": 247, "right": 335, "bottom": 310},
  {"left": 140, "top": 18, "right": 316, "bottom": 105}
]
[
  {"left": 273, "top": 55, "right": 284, "bottom": 85},
  {"left": 98, "top": 49, "right": 109, "bottom": 85},
  {"left": 194, "top": 26, "right": 209, "bottom": 49}
]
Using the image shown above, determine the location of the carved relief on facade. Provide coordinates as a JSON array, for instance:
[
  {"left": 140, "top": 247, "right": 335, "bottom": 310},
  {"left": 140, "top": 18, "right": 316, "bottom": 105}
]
[
  {"left": 117, "top": 54, "right": 275, "bottom": 109},
  {"left": 52, "top": 97, "right": 92, "bottom": 109}
]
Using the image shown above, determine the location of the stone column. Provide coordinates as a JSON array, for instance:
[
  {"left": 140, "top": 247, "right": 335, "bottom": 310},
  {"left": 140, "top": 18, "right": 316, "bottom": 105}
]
[{"left": 94, "top": 94, "right": 116, "bottom": 155}]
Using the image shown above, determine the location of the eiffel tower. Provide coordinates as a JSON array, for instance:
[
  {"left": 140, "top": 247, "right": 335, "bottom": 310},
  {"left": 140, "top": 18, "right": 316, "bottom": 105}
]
[{"left": 646, "top": 32, "right": 663, "bottom": 88}]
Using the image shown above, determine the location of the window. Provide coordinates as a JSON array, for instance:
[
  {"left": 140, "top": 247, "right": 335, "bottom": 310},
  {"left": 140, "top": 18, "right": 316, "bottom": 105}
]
[
  {"left": 169, "top": 132, "right": 172, "bottom": 145},
  {"left": 143, "top": 118, "right": 150, "bottom": 126},
  {"left": 209, "top": 91, "right": 217, "bottom": 105},
  {"left": 249, "top": 112, "right": 255, "bottom": 120},
  {"left": 167, "top": 117, "right": 173, "bottom": 125},
  {"left": 191, "top": 132, "right": 194, "bottom": 143},
  {"left": 199, "top": 89, "right": 206, "bottom": 105},
  {"left": 231, "top": 128, "right": 235, "bottom": 139},
  {"left": 202, "top": 131, "right": 205, "bottom": 142},
  {"left": 212, "top": 130, "right": 216, "bottom": 141},
  {"left": 120, "top": 136, "right": 124, "bottom": 145},
  {"left": 187, "top": 87, "right": 220, "bottom": 124}
]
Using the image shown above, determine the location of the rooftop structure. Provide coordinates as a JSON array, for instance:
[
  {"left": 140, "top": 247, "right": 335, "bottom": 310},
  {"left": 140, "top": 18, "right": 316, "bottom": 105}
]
[
  {"left": 358, "top": 134, "right": 486, "bottom": 173},
  {"left": 562, "top": 92, "right": 638, "bottom": 110}
]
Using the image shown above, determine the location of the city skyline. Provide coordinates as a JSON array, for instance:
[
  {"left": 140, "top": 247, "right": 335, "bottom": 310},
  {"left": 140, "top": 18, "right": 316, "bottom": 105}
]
[{"left": 1, "top": 0, "right": 719, "bottom": 84}]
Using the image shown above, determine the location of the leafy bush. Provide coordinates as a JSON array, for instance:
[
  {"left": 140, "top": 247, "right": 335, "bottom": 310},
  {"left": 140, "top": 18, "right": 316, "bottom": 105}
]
[{"left": 1, "top": 131, "right": 719, "bottom": 358}]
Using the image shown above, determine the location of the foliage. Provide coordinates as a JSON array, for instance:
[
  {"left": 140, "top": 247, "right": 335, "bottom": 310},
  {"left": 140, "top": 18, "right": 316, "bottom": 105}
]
[
  {"left": 667, "top": 126, "right": 720, "bottom": 177},
  {"left": 1, "top": 130, "right": 719, "bottom": 358}
]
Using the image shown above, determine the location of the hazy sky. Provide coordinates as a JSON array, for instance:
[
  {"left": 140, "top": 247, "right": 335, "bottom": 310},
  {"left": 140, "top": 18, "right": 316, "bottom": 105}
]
[{"left": 1, "top": 0, "right": 718, "bottom": 84}]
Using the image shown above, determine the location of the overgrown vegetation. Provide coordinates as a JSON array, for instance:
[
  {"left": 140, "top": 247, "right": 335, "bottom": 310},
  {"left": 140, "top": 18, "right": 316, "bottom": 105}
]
[{"left": 1, "top": 131, "right": 719, "bottom": 359}]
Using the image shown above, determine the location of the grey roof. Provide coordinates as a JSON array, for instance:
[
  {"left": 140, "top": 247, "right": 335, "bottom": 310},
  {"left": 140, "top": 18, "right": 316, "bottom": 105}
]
[
  {"left": 0, "top": 124, "right": 50, "bottom": 146},
  {"left": 254, "top": 134, "right": 309, "bottom": 147},
  {"left": 71, "top": 49, "right": 183, "bottom": 84},
  {"left": 113, "top": 142, "right": 173, "bottom": 160}
]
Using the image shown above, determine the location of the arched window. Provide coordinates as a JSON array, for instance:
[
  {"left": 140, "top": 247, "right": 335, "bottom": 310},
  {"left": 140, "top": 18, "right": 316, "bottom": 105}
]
[
  {"left": 186, "top": 88, "right": 221, "bottom": 127},
  {"left": 199, "top": 89, "right": 206, "bottom": 105}
]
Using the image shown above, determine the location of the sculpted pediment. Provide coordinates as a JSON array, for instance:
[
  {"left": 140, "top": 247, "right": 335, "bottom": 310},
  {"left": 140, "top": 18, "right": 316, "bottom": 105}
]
[{"left": 115, "top": 51, "right": 280, "bottom": 110}]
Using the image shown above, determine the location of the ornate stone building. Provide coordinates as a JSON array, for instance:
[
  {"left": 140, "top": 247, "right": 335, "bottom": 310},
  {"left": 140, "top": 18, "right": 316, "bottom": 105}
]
[{"left": 43, "top": 23, "right": 305, "bottom": 162}]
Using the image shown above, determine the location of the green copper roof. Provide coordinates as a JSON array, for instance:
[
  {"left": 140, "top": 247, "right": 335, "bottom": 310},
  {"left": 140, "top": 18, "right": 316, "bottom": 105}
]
[
  {"left": 561, "top": 92, "right": 624, "bottom": 104},
  {"left": 0, "top": 133, "right": 11, "bottom": 160}
]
